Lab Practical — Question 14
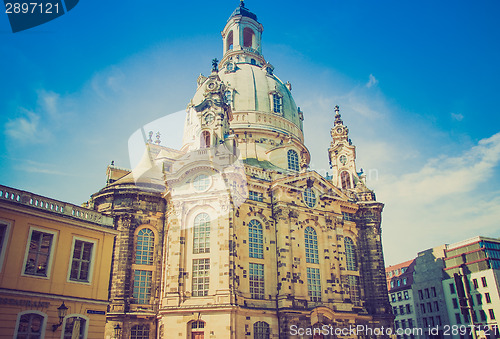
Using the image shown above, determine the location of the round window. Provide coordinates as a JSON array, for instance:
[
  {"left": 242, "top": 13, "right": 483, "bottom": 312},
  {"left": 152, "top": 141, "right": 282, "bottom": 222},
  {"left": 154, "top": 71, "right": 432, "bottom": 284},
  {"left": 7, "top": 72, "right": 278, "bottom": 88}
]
[
  {"left": 193, "top": 174, "right": 210, "bottom": 191},
  {"left": 204, "top": 113, "right": 215, "bottom": 125},
  {"left": 303, "top": 187, "right": 316, "bottom": 208}
]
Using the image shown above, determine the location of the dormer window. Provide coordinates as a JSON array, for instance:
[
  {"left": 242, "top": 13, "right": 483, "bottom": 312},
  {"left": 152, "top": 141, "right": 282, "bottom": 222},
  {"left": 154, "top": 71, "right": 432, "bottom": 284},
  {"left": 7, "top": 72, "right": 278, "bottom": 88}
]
[{"left": 272, "top": 93, "right": 283, "bottom": 114}]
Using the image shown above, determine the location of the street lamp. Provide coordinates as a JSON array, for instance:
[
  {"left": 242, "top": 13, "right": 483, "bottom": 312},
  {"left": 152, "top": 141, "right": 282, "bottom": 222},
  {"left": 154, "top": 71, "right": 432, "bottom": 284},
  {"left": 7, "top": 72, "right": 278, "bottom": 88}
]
[
  {"left": 52, "top": 302, "right": 68, "bottom": 331},
  {"left": 114, "top": 324, "right": 122, "bottom": 339}
]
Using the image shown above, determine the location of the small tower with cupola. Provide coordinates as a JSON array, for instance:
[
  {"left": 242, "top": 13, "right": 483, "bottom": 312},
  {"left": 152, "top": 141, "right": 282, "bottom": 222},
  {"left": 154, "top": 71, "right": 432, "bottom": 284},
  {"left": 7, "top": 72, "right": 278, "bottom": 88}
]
[
  {"left": 221, "top": 1, "right": 264, "bottom": 67},
  {"left": 188, "top": 59, "right": 233, "bottom": 151},
  {"left": 328, "top": 105, "right": 359, "bottom": 190}
]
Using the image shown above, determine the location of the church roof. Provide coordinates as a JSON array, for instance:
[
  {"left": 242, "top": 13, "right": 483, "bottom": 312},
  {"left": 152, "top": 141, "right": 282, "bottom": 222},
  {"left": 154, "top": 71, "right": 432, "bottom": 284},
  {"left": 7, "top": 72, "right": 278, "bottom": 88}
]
[
  {"left": 105, "top": 145, "right": 165, "bottom": 193},
  {"left": 243, "top": 158, "right": 282, "bottom": 171},
  {"left": 229, "top": 1, "right": 258, "bottom": 22}
]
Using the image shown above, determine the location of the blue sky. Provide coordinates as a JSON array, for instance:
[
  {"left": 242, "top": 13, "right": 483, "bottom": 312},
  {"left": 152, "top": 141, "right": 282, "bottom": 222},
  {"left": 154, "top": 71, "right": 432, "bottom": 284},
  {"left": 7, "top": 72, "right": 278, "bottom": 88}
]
[{"left": 1, "top": 0, "right": 499, "bottom": 265}]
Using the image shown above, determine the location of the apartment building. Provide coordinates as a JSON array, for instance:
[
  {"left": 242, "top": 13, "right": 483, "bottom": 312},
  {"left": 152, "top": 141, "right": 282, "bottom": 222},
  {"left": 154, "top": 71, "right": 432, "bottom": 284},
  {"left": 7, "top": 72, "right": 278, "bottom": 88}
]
[
  {"left": 442, "top": 236, "right": 500, "bottom": 339},
  {"left": 386, "top": 259, "right": 418, "bottom": 338},
  {"left": 0, "top": 185, "right": 117, "bottom": 338}
]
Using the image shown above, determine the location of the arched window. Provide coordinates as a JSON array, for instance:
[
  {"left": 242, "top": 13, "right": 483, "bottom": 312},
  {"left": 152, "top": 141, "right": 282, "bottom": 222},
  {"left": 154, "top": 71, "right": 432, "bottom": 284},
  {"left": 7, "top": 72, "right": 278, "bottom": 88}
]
[
  {"left": 340, "top": 171, "right": 351, "bottom": 189},
  {"left": 131, "top": 324, "right": 150, "bottom": 339},
  {"left": 190, "top": 320, "right": 206, "bottom": 338},
  {"left": 248, "top": 219, "right": 263, "bottom": 259},
  {"left": 305, "top": 227, "right": 319, "bottom": 264},
  {"left": 243, "top": 27, "right": 254, "bottom": 48},
  {"left": 14, "top": 311, "right": 46, "bottom": 338},
  {"left": 136, "top": 228, "right": 154, "bottom": 265},
  {"left": 63, "top": 316, "right": 86, "bottom": 339},
  {"left": 287, "top": 150, "right": 299, "bottom": 172},
  {"left": 201, "top": 131, "right": 211, "bottom": 148},
  {"left": 345, "top": 237, "right": 357, "bottom": 271},
  {"left": 227, "top": 30, "right": 233, "bottom": 51},
  {"left": 254, "top": 321, "right": 270, "bottom": 339},
  {"left": 194, "top": 213, "right": 210, "bottom": 254}
]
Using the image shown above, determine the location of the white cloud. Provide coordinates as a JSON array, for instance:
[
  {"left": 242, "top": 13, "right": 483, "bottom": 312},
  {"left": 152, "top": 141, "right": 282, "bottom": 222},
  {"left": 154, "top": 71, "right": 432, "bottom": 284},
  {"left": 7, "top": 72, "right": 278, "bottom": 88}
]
[
  {"left": 366, "top": 73, "right": 379, "bottom": 88},
  {"left": 387, "top": 132, "right": 500, "bottom": 204},
  {"left": 4, "top": 109, "right": 51, "bottom": 144},
  {"left": 451, "top": 112, "right": 464, "bottom": 121},
  {"left": 3, "top": 89, "right": 73, "bottom": 145},
  {"left": 38, "top": 90, "right": 60, "bottom": 118},
  {"left": 377, "top": 132, "right": 500, "bottom": 264}
]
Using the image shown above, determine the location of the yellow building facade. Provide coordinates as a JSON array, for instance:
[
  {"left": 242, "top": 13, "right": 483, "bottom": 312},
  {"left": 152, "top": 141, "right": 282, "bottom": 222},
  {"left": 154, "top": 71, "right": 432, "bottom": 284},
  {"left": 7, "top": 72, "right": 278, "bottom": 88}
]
[{"left": 0, "top": 185, "right": 117, "bottom": 338}]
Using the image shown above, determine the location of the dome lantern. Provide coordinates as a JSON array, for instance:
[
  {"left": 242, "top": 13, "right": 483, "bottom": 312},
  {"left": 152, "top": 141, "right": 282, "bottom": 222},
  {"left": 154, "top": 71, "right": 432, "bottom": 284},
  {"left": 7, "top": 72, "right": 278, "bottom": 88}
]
[{"left": 221, "top": 2, "right": 264, "bottom": 66}]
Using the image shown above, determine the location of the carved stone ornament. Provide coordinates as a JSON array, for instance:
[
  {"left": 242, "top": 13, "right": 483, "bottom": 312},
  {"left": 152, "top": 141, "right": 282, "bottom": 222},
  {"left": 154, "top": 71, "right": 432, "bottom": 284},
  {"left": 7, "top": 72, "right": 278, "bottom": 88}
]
[
  {"left": 197, "top": 74, "right": 208, "bottom": 87},
  {"left": 117, "top": 215, "right": 132, "bottom": 230},
  {"left": 219, "top": 196, "right": 230, "bottom": 211},
  {"left": 289, "top": 210, "right": 299, "bottom": 219},
  {"left": 172, "top": 201, "right": 183, "bottom": 217}
]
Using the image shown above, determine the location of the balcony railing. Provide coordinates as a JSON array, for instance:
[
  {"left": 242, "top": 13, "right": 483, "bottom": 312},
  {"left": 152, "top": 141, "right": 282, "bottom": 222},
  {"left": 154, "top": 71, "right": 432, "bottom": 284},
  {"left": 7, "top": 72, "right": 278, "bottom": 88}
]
[{"left": 0, "top": 185, "right": 113, "bottom": 227}]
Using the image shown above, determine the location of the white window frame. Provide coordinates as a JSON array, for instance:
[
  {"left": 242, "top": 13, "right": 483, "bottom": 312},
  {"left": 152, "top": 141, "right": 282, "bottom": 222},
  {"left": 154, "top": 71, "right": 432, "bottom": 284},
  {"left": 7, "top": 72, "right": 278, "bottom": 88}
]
[
  {"left": 193, "top": 173, "right": 211, "bottom": 192},
  {"left": 135, "top": 227, "right": 155, "bottom": 264},
  {"left": 21, "top": 227, "right": 58, "bottom": 279},
  {"left": 307, "top": 267, "right": 321, "bottom": 302},
  {"left": 269, "top": 91, "right": 283, "bottom": 115},
  {"left": 192, "top": 258, "right": 210, "bottom": 297},
  {"left": 0, "top": 219, "right": 12, "bottom": 272},
  {"left": 287, "top": 149, "right": 300, "bottom": 172},
  {"left": 304, "top": 227, "right": 319, "bottom": 264},
  {"left": 193, "top": 213, "right": 210, "bottom": 254},
  {"left": 13, "top": 310, "right": 47, "bottom": 339},
  {"left": 67, "top": 236, "right": 97, "bottom": 285},
  {"left": 133, "top": 269, "right": 153, "bottom": 304},
  {"left": 248, "top": 219, "right": 264, "bottom": 259},
  {"left": 60, "top": 314, "right": 89, "bottom": 339},
  {"left": 249, "top": 262, "right": 265, "bottom": 299},
  {"left": 344, "top": 237, "right": 357, "bottom": 271}
]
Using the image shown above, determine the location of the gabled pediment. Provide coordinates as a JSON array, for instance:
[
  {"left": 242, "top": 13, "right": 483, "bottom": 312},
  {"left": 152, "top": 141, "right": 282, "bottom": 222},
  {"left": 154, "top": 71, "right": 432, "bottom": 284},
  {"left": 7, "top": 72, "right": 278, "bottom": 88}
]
[{"left": 271, "top": 170, "right": 349, "bottom": 201}]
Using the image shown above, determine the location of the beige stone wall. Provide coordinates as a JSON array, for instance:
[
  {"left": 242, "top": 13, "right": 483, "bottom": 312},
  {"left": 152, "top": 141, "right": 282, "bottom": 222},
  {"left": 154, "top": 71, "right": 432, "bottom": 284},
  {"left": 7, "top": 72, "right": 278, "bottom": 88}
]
[{"left": 158, "top": 168, "right": 394, "bottom": 337}]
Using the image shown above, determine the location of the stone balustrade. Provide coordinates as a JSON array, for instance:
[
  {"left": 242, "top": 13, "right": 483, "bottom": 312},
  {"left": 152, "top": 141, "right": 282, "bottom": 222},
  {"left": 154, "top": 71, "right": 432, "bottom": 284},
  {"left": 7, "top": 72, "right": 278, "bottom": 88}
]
[{"left": 0, "top": 185, "right": 114, "bottom": 227}]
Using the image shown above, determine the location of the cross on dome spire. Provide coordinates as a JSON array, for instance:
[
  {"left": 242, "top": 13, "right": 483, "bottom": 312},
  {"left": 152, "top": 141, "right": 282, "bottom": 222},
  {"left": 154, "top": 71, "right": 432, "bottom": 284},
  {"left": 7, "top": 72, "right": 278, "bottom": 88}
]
[{"left": 211, "top": 58, "right": 219, "bottom": 72}]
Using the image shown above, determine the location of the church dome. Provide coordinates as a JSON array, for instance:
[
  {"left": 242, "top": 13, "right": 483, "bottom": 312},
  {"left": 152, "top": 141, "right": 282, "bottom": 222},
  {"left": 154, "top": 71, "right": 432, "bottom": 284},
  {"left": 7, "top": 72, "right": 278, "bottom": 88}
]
[{"left": 189, "top": 62, "right": 303, "bottom": 140}]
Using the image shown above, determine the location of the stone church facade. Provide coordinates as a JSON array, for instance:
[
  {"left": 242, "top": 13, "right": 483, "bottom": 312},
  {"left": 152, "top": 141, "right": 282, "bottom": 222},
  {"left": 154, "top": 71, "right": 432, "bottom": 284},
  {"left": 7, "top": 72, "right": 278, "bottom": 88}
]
[{"left": 88, "top": 3, "right": 393, "bottom": 338}]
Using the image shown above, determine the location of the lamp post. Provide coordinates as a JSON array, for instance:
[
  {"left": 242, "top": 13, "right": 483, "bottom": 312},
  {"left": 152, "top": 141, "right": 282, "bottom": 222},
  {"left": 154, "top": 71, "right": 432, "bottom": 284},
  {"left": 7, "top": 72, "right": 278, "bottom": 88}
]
[
  {"left": 114, "top": 324, "right": 122, "bottom": 339},
  {"left": 52, "top": 301, "right": 68, "bottom": 331}
]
